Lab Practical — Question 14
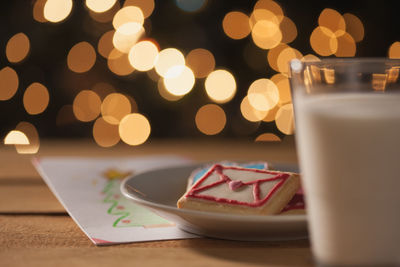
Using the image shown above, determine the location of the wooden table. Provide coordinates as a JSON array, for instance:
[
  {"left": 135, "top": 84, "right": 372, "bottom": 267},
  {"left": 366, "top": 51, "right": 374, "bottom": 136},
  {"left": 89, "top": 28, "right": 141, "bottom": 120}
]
[{"left": 0, "top": 138, "right": 313, "bottom": 267}]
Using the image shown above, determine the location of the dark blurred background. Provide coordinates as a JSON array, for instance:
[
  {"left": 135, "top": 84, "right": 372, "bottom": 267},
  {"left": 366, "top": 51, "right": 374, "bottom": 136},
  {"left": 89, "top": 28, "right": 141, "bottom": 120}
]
[{"left": 1, "top": 0, "right": 399, "bottom": 151}]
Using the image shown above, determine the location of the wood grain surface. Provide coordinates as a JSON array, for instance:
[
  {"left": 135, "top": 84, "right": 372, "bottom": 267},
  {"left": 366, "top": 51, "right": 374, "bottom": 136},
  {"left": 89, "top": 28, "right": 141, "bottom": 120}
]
[{"left": 0, "top": 138, "right": 314, "bottom": 267}]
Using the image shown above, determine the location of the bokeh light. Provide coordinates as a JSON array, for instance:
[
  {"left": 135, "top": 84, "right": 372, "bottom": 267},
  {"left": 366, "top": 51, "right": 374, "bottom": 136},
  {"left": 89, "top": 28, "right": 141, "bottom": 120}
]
[
  {"left": 335, "top": 32, "right": 356, "bottom": 57},
  {"left": 275, "top": 103, "right": 294, "bottom": 135},
  {"left": 0, "top": 67, "right": 19, "bottom": 101},
  {"left": 23, "top": 82, "right": 49, "bottom": 115},
  {"left": 85, "top": 0, "right": 117, "bottom": 13},
  {"left": 97, "top": 30, "right": 115, "bottom": 58},
  {"left": 44, "top": 0, "right": 73, "bottom": 23},
  {"left": 388, "top": 42, "right": 400, "bottom": 59},
  {"left": 186, "top": 48, "right": 215, "bottom": 78},
  {"left": 343, "top": 13, "right": 364, "bottom": 42},
  {"left": 253, "top": 0, "right": 284, "bottom": 22},
  {"left": 88, "top": 1, "right": 120, "bottom": 23},
  {"left": 247, "top": 79, "right": 279, "bottom": 112},
  {"left": 91, "top": 83, "right": 116, "bottom": 100},
  {"left": 73, "top": 90, "right": 101, "bottom": 122},
  {"left": 15, "top": 122, "right": 40, "bottom": 154},
  {"left": 267, "top": 43, "right": 289, "bottom": 72},
  {"left": 270, "top": 74, "right": 291, "bottom": 105},
  {"left": 240, "top": 96, "right": 268, "bottom": 122},
  {"left": 301, "top": 54, "right": 320, "bottom": 62},
  {"left": 310, "top": 26, "right": 338, "bottom": 56},
  {"left": 119, "top": 113, "right": 151, "bottom": 146},
  {"left": 112, "top": 6, "right": 144, "bottom": 30},
  {"left": 112, "top": 23, "right": 144, "bottom": 53},
  {"left": 33, "top": 0, "right": 48, "bottom": 23},
  {"left": 4, "top": 130, "right": 29, "bottom": 145},
  {"left": 175, "top": 0, "right": 207, "bottom": 12},
  {"left": 280, "top": 16, "right": 297, "bottom": 44},
  {"left": 128, "top": 40, "right": 159, "bottom": 71},
  {"left": 101, "top": 93, "right": 132, "bottom": 124},
  {"left": 277, "top": 47, "right": 302, "bottom": 74},
  {"left": 222, "top": 11, "right": 251, "bottom": 40},
  {"left": 157, "top": 79, "right": 184, "bottom": 101},
  {"left": 67, "top": 42, "right": 96, "bottom": 73},
  {"left": 163, "top": 66, "right": 195, "bottom": 96},
  {"left": 195, "top": 104, "right": 226, "bottom": 135},
  {"left": 318, "top": 8, "right": 346, "bottom": 36},
  {"left": 124, "top": 0, "right": 155, "bottom": 18},
  {"left": 155, "top": 48, "right": 185, "bottom": 77},
  {"left": 262, "top": 104, "right": 280, "bottom": 122},
  {"left": 255, "top": 133, "right": 281, "bottom": 142},
  {"left": 6, "top": 33, "right": 30, "bottom": 63},
  {"left": 107, "top": 49, "right": 135, "bottom": 76},
  {"left": 251, "top": 19, "right": 282, "bottom": 50},
  {"left": 93, "top": 117, "right": 120, "bottom": 147},
  {"left": 205, "top": 69, "right": 236, "bottom": 103}
]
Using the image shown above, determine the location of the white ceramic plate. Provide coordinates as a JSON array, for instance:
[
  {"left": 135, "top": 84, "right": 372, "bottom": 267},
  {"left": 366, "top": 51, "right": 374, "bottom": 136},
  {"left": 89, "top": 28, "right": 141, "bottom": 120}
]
[{"left": 121, "top": 163, "right": 308, "bottom": 241}]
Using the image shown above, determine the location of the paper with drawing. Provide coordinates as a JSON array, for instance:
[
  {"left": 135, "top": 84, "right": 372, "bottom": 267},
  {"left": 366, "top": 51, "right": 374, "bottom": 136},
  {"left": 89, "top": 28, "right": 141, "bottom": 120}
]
[{"left": 33, "top": 156, "right": 197, "bottom": 245}]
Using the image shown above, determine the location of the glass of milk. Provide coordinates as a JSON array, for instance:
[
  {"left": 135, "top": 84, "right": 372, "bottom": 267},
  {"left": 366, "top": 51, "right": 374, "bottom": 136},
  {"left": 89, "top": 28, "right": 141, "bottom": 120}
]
[{"left": 290, "top": 58, "right": 400, "bottom": 266}]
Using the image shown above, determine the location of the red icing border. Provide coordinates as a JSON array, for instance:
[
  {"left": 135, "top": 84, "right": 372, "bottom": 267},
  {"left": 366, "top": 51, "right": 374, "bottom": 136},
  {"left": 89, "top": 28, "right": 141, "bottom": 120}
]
[{"left": 185, "top": 164, "right": 290, "bottom": 208}]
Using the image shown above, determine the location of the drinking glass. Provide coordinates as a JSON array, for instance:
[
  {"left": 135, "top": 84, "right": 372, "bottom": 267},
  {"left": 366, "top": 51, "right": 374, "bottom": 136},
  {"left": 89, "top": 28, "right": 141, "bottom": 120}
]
[{"left": 290, "top": 58, "right": 400, "bottom": 266}]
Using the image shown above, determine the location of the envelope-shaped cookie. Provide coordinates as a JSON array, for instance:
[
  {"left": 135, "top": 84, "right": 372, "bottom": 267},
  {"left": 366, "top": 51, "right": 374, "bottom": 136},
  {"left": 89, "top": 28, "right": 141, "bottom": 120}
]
[{"left": 177, "top": 164, "right": 301, "bottom": 215}]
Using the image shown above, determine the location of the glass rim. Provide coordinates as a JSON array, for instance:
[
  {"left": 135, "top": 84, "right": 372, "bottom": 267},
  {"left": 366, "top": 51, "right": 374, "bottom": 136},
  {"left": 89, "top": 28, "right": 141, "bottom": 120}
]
[{"left": 293, "top": 57, "right": 400, "bottom": 67}]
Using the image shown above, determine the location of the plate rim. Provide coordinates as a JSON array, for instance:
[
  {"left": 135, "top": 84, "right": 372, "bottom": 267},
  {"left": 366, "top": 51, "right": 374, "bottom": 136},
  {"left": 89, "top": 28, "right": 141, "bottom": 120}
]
[{"left": 120, "top": 163, "right": 307, "bottom": 224}]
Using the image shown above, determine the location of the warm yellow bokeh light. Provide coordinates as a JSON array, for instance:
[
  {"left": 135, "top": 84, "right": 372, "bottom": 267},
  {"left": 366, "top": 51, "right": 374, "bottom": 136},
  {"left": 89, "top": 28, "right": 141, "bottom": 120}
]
[
  {"left": 205, "top": 69, "right": 236, "bottom": 104},
  {"left": 240, "top": 96, "right": 268, "bottom": 122},
  {"left": 73, "top": 90, "right": 101, "bottom": 122},
  {"left": 267, "top": 43, "right": 289, "bottom": 72},
  {"left": 93, "top": 117, "right": 120, "bottom": 147},
  {"left": 86, "top": 0, "right": 117, "bottom": 13},
  {"left": 67, "top": 42, "right": 96, "bottom": 73},
  {"left": 388, "top": 42, "right": 400, "bottom": 59},
  {"left": 4, "top": 130, "right": 29, "bottom": 145},
  {"left": 89, "top": 1, "right": 120, "bottom": 23},
  {"left": 272, "top": 75, "right": 292, "bottom": 105},
  {"left": 318, "top": 8, "right": 346, "bottom": 36},
  {"left": 124, "top": 0, "right": 155, "bottom": 18},
  {"left": 223, "top": 11, "right": 251, "bottom": 40},
  {"left": 251, "top": 20, "right": 282, "bottom": 50},
  {"left": 0, "top": 67, "right": 19, "bottom": 101},
  {"left": 249, "top": 9, "right": 280, "bottom": 28},
  {"left": 262, "top": 104, "right": 280, "bottom": 122},
  {"left": 280, "top": 16, "right": 297, "bottom": 44},
  {"left": 186, "top": 48, "right": 215, "bottom": 78},
  {"left": 101, "top": 93, "right": 132, "bottom": 125},
  {"left": 98, "top": 30, "right": 115, "bottom": 58},
  {"left": 335, "top": 32, "right": 356, "bottom": 57},
  {"left": 275, "top": 104, "right": 294, "bottom": 135},
  {"left": 23, "top": 83, "right": 49, "bottom": 115},
  {"left": 253, "top": 0, "right": 284, "bottom": 22},
  {"left": 277, "top": 47, "right": 302, "bottom": 75},
  {"left": 343, "top": 13, "right": 364, "bottom": 42},
  {"left": 107, "top": 49, "right": 135, "bottom": 76},
  {"left": 119, "top": 113, "right": 151, "bottom": 146},
  {"left": 33, "top": 0, "right": 48, "bottom": 22},
  {"left": 113, "top": 6, "right": 144, "bottom": 30},
  {"left": 163, "top": 66, "right": 195, "bottom": 96},
  {"left": 247, "top": 79, "right": 279, "bottom": 112},
  {"left": 155, "top": 48, "right": 185, "bottom": 77},
  {"left": 128, "top": 40, "right": 159, "bottom": 71},
  {"left": 157, "top": 79, "right": 184, "bottom": 101},
  {"left": 6, "top": 33, "right": 30, "bottom": 63},
  {"left": 112, "top": 23, "right": 144, "bottom": 53},
  {"left": 44, "top": 0, "right": 73, "bottom": 23},
  {"left": 195, "top": 104, "right": 226, "bottom": 135},
  {"left": 15, "top": 122, "right": 40, "bottom": 154},
  {"left": 301, "top": 54, "right": 320, "bottom": 62},
  {"left": 255, "top": 133, "right": 281, "bottom": 142},
  {"left": 310, "top": 26, "right": 338, "bottom": 56}
]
